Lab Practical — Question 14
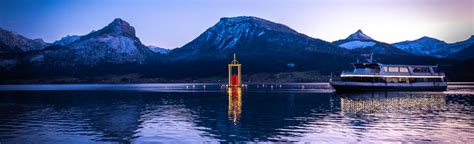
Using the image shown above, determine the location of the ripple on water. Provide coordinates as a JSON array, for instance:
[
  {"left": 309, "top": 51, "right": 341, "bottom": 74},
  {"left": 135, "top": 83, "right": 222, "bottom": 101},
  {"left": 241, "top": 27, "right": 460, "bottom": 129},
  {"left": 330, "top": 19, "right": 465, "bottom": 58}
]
[{"left": 0, "top": 85, "right": 473, "bottom": 142}]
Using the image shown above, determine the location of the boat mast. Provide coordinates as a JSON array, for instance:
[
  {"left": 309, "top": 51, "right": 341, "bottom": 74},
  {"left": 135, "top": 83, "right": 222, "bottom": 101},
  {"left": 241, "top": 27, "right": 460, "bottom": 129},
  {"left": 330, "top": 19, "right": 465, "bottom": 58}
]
[{"left": 368, "top": 53, "right": 373, "bottom": 63}]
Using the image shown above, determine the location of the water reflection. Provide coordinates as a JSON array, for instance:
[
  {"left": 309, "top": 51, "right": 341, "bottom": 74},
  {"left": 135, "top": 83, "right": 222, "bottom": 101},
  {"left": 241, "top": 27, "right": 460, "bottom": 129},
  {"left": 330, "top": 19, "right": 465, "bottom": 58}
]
[
  {"left": 227, "top": 87, "right": 242, "bottom": 124},
  {"left": 340, "top": 92, "right": 446, "bottom": 115},
  {"left": 0, "top": 91, "right": 145, "bottom": 143},
  {"left": 0, "top": 85, "right": 473, "bottom": 143}
]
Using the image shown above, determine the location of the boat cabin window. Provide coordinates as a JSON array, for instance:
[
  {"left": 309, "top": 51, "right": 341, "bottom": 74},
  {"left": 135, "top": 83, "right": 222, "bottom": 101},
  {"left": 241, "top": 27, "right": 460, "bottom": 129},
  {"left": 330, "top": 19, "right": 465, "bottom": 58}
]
[
  {"left": 384, "top": 77, "right": 443, "bottom": 83},
  {"left": 388, "top": 67, "right": 397, "bottom": 72},
  {"left": 400, "top": 67, "right": 409, "bottom": 72},
  {"left": 413, "top": 67, "right": 430, "bottom": 73},
  {"left": 384, "top": 66, "right": 409, "bottom": 73},
  {"left": 341, "top": 76, "right": 445, "bottom": 83},
  {"left": 388, "top": 67, "right": 399, "bottom": 72}
]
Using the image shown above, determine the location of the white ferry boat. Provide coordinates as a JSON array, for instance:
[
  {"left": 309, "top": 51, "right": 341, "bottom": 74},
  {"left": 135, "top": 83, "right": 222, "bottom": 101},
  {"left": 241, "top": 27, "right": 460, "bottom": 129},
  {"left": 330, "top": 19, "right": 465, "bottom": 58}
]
[{"left": 330, "top": 55, "right": 447, "bottom": 92}]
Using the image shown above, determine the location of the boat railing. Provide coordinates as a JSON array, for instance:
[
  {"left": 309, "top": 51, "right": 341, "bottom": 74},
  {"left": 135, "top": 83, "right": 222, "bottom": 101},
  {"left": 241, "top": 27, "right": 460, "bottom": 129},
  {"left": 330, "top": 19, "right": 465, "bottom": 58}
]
[
  {"left": 342, "top": 71, "right": 446, "bottom": 77},
  {"left": 341, "top": 71, "right": 379, "bottom": 75},
  {"left": 334, "top": 81, "right": 447, "bottom": 87}
]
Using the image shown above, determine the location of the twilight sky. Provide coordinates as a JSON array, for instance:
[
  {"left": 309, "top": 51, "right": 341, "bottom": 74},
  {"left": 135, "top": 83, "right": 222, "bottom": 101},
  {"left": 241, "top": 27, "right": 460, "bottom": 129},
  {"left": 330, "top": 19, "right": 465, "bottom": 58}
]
[{"left": 0, "top": 0, "right": 472, "bottom": 48}]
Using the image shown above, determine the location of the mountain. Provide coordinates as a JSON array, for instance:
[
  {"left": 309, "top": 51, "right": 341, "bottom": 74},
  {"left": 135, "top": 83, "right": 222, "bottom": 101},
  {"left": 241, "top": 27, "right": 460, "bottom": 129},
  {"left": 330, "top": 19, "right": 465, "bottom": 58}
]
[
  {"left": 0, "top": 16, "right": 470, "bottom": 82},
  {"left": 393, "top": 35, "right": 474, "bottom": 58},
  {"left": 161, "top": 16, "right": 355, "bottom": 78},
  {"left": 53, "top": 35, "right": 80, "bottom": 46},
  {"left": 333, "top": 30, "right": 409, "bottom": 55},
  {"left": 445, "top": 36, "right": 474, "bottom": 58},
  {"left": 448, "top": 44, "right": 474, "bottom": 60},
  {"left": 393, "top": 37, "right": 447, "bottom": 58},
  {"left": 170, "top": 16, "right": 346, "bottom": 60},
  {"left": 345, "top": 29, "right": 374, "bottom": 41},
  {"left": 39, "top": 18, "right": 154, "bottom": 67},
  {"left": 0, "top": 27, "right": 49, "bottom": 53},
  {"left": 147, "top": 45, "right": 170, "bottom": 54}
]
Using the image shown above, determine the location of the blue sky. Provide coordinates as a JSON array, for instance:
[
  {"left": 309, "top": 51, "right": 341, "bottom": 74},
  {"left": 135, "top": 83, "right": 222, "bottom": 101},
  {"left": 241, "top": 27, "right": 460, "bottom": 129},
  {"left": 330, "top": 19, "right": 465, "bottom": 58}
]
[{"left": 0, "top": 0, "right": 472, "bottom": 48}]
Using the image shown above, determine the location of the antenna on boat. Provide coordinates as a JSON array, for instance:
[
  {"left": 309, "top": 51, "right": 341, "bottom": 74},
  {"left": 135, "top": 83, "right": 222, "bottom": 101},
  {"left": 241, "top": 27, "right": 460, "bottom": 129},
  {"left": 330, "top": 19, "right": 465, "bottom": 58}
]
[
  {"left": 368, "top": 53, "right": 373, "bottom": 63},
  {"left": 436, "top": 58, "right": 440, "bottom": 67},
  {"left": 329, "top": 72, "right": 333, "bottom": 82}
]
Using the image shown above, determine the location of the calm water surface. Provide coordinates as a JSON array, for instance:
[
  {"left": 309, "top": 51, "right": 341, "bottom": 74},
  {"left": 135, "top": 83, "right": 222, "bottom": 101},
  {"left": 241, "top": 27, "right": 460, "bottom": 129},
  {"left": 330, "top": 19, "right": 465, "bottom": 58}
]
[{"left": 0, "top": 83, "right": 473, "bottom": 143}]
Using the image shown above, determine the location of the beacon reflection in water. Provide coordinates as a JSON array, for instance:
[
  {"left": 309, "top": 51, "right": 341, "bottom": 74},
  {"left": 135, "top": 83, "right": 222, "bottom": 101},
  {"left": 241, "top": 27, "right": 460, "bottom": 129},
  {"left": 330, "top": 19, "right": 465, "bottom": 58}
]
[
  {"left": 227, "top": 87, "right": 242, "bottom": 124},
  {"left": 339, "top": 92, "right": 445, "bottom": 115}
]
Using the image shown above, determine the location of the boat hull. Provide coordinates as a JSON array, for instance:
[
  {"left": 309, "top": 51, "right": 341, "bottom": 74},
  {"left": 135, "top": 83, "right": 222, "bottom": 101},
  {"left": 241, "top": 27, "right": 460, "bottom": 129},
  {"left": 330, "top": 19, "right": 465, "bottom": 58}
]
[{"left": 330, "top": 81, "right": 447, "bottom": 92}]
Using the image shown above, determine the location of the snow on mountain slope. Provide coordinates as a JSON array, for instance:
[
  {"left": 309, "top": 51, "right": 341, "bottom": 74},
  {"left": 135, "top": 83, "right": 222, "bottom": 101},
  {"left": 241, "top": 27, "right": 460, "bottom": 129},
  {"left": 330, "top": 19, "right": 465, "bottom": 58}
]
[
  {"left": 393, "top": 36, "right": 447, "bottom": 57},
  {"left": 193, "top": 16, "right": 299, "bottom": 50},
  {"left": 147, "top": 45, "right": 170, "bottom": 54},
  {"left": 345, "top": 29, "right": 374, "bottom": 41},
  {"left": 53, "top": 35, "right": 80, "bottom": 46},
  {"left": 172, "top": 16, "right": 345, "bottom": 60},
  {"left": 393, "top": 35, "right": 474, "bottom": 58},
  {"left": 333, "top": 30, "right": 408, "bottom": 55},
  {"left": 64, "top": 36, "right": 142, "bottom": 64},
  {"left": 41, "top": 18, "right": 154, "bottom": 66},
  {"left": 445, "top": 36, "right": 474, "bottom": 54},
  {"left": 339, "top": 41, "right": 376, "bottom": 49}
]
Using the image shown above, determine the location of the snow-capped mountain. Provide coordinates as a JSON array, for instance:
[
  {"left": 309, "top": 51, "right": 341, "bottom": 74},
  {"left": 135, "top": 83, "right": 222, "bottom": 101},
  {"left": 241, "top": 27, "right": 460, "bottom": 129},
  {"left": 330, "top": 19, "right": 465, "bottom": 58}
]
[
  {"left": 333, "top": 30, "right": 409, "bottom": 55},
  {"left": 53, "top": 35, "right": 80, "bottom": 46},
  {"left": 0, "top": 27, "right": 49, "bottom": 53},
  {"left": 40, "top": 18, "right": 154, "bottom": 66},
  {"left": 1, "top": 16, "right": 473, "bottom": 82},
  {"left": 445, "top": 36, "right": 474, "bottom": 55},
  {"left": 345, "top": 29, "right": 374, "bottom": 41},
  {"left": 171, "top": 16, "right": 345, "bottom": 60},
  {"left": 393, "top": 37, "right": 447, "bottom": 57},
  {"left": 393, "top": 35, "right": 474, "bottom": 58},
  {"left": 147, "top": 45, "right": 170, "bottom": 54},
  {"left": 338, "top": 41, "right": 376, "bottom": 49}
]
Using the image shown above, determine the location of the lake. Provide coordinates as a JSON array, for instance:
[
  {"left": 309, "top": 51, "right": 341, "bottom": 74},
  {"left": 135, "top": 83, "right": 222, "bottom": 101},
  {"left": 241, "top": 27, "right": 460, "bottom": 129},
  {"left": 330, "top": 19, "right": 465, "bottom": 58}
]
[{"left": 0, "top": 83, "right": 473, "bottom": 143}]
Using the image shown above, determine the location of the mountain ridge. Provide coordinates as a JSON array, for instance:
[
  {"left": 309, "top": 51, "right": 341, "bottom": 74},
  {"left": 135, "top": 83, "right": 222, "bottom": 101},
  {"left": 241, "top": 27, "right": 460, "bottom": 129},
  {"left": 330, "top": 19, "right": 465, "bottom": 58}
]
[
  {"left": 333, "top": 30, "right": 410, "bottom": 55},
  {"left": 345, "top": 29, "right": 374, "bottom": 41},
  {"left": 393, "top": 35, "right": 474, "bottom": 58},
  {"left": 0, "top": 16, "right": 473, "bottom": 82},
  {"left": 0, "top": 27, "right": 50, "bottom": 53},
  {"left": 170, "top": 16, "right": 346, "bottom": 60},
  {"left": 26, "top": 18, "right": 155, "bottom": 67}
]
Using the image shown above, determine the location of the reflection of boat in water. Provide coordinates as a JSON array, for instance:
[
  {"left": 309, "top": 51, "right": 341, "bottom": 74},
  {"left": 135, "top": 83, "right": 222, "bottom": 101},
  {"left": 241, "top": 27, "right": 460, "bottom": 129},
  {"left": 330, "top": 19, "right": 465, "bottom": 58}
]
[
  {"left": 228, "top": 87, "right": 242, "bottom": 124},
  {"left": 330, "top": 54, "right": 447, "bottom": 92},
  {"left": 339, "top": 92, "right": 445, "bottom": 115}
]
